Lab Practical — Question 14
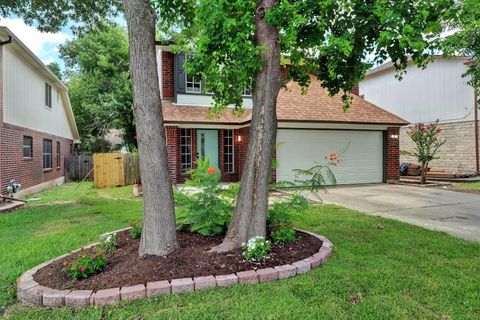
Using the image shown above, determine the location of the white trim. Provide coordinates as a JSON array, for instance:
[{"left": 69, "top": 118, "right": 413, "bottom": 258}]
[
  {"left": 157, "top": 47, "right": 163, "bottom": 99},
  {"left": 278, "top": 122, "right": 390, "bottom": 130}
]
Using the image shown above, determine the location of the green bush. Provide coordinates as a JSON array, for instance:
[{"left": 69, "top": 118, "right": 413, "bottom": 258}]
[
  {"left": 267, "top": 194, "right": 310, "bottom": 244},
  {"left": 62, "top": 247, "right": 107, "bottom": 280},
  {"left": 175, "top": 158, "right": 238, "bottom": 236},
  {"left": 242, "top": 236, "right": 271, "bottom": 261},
  {"left": 99, "top": 234, "right": 118, "bottom": 253},
  {"left": 130, "top": 223, "right": 142, "bottom": 239}
]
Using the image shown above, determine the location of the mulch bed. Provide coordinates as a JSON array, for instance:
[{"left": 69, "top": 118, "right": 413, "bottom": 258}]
[{"left": 34, "top": 230, "right": 322, "bottom": 291}]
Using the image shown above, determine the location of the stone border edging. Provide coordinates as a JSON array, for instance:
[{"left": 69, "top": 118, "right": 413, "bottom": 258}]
[{"left": 17, "top": 228, "right": 333, "bottom": 308}]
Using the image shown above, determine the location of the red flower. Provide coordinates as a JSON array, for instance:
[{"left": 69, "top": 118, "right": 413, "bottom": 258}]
[
  {"left": 207, "top": 167, "right": 216, "bottom": 175},
  {"left": 79, "top": 266, "right": 86, "bottom": 273}
]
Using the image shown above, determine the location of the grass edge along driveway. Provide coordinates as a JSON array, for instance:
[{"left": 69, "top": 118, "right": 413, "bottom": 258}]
[{"left": 1, "top": 183, "right": 479, "bottom": 319}]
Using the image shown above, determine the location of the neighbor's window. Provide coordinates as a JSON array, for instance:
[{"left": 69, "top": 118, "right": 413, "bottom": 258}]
[
  {"left": 43, "top": 139, "right": 52, "bottom": 169},
  {"left": 56, "top": 141, "right": 61, "bottom": 168},
  {"left": 45, "top": 83, "right": 52, "bottom": 108},
  {"left": 186, "top": 74, "right": 202, "bottom": 93},
  {"left": 180, "top": 129, "right": 192, "bottom": 173},
  {"left": 23, "top": 136, "right": 33, "bottom": 158},
  {"left": 223, "top": 129, "right": 234, "bottom": 173},
  {"left": 242, "top": 87, "right": 252, "bottom": 96}
]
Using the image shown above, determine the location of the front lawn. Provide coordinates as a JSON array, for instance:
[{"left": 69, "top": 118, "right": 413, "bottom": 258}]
[
  {"left": 1, "top": 183, "right": 479, "bottom": 319},
  {"left": 451, "top": 182, "right": 480, "bottom": 194}
]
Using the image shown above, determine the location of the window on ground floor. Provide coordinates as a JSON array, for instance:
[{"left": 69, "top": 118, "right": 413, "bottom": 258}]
[
  {"left": 56, "top": 141, "right": 61, "bottom": 168},
  {"left": 180, "top": 129, "right": 192, "bottom": 173},
  {"left": 43, "top": 139, "right": 52, "bottom": 170},
  {"left": 223, "top": 129, "right": 234, "bottom": 173},
  {"left": 23, "top": 136, "right": 33, "bottom": 158}
]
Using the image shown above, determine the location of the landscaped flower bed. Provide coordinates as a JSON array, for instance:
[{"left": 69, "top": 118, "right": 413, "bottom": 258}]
[{"left": 17, "top": 227, "right": 333, "bottom": 308}]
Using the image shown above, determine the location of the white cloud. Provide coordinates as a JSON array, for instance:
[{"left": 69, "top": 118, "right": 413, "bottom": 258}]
[{"left": 0, "top": 17, "right": 69, "bottom": 64}]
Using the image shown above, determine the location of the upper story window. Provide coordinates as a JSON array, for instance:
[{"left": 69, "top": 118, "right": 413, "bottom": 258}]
[
  {"left": 45, "top": 83, "right": 52, "bottom": 109},
  {"left": 243, "top": 87, "right": 252, "bottom": 96},
  {"left": 43, "top": 139, "right": 52, "bottom": 170},
  {"left": 23, "top": 136, "right": 33, "bottom": 158},
  {"left": 186, "top": 74, "right": 202, "bottom": 93}
]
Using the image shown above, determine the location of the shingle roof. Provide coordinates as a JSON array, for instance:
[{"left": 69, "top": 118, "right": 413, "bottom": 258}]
[{"left": 162, "top": 77, "right": 408, "bottom": 126}]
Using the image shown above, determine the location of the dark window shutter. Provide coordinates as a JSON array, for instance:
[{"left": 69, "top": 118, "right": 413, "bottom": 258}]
[{"left": 175, "top": 53, "right": 186, "bottom": 94}]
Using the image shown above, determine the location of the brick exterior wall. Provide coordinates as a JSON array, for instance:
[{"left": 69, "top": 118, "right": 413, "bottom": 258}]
[
  {"left": 400, "top": 120, "right": 479, "bottom": 175},
  {"left": 162, "top": 51, "right": 174, "bottom": 99},
  {"left": 0, "top": 123, "right": 73, "bottom": 193},
  {"left": 386, "top": 127, "right": 400, "bottom": 181}
]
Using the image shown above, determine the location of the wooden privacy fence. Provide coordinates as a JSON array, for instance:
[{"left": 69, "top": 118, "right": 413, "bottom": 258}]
[
  {"left": 93, "top": 152, "right": 140, "bottom": 188},
  {"left": 64, "top": 155, "right": 94, "bottom": 182}
]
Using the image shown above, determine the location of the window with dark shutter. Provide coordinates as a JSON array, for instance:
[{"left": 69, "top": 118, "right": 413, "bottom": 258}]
[
  {"left": 56, "top": 141, "right": 61, "bottom": 168},
  {"left": 23, "top": 136, "right": 33, "bottom": 158},
  {"left": 45, "top": 83, "right": 52, "bottom": 108},
  {"left": 43, "top": 139, "right": 52, "bottom": 169}
]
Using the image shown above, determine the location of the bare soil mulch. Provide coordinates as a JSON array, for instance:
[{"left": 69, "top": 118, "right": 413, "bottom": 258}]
[{"left": 34, "top": 230, "right": 322, "bottom": 291}]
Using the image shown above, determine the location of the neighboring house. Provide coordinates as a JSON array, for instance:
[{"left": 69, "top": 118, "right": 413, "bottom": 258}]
[
  {"left": 360, "top": 56, "right": 479, "bottom": 176},
  {"left": 156, "top": 45, "right": 408, "bottom": 185},
  {"left": 0, "top": 27, "right": 80, "bottom": 196}
]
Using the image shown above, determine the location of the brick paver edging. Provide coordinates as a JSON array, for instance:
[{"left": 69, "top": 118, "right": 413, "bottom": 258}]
[{"left": 17, "top": 228, "right": 333, "bottom": 308}]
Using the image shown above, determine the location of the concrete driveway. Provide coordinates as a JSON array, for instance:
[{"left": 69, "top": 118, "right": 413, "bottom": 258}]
[{"left": 308, "top": 184, "right": 480, "bottom": 242}]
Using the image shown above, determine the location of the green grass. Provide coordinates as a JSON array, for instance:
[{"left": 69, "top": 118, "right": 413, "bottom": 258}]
[
  {"left": 452, "top": 182, "right": 480, "bottom": 193},
  {"left": 1, "top": 183, "right": 480, "bottom": 319}
]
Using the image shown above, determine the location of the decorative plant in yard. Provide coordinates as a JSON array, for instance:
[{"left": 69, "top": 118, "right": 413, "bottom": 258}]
[
  {"left": 130, "top": 223, "right": 142, "bottom": 240},
  {"left": 100, "top": 234, "right": 118, "bottom": 253},
  {"left": 62, "top": 247, "right": 107, "bottom": 280},
  {"left": 268, "top": 194, "right": 310, "bottom": 244},
  {"left": 402, "top": 121, "right": 446, "bottom": 184},
  {"left": 242, "top": 236, "right": 271, "bottom": 261},
  {"left": 175, "top": 158, "right": 239, "bottom": 236}
]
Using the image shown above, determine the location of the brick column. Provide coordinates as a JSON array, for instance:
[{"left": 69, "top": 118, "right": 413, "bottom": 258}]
[
  {"left": 165, "top": 126, "right": 178, "bottom": 184},
  {"left": 386, "top": 127, "right": 400, "bottom": 182},
  {"left": 162, "top": 52, "right": 174, "bottom": 99}
]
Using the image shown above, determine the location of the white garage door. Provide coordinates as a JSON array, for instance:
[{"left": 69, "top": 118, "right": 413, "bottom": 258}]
[{"left": 276, "top": 129, "right": 384, "bottom": 185}]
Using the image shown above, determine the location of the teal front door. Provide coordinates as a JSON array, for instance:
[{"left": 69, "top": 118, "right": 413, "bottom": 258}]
[{"left": 196, "top": 130, "right": 219, "bottom": 169}]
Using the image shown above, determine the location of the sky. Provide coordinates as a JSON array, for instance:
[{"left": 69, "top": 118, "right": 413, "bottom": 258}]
[{"left": 0, "top": 17, "right": 72, "bottom": 65}]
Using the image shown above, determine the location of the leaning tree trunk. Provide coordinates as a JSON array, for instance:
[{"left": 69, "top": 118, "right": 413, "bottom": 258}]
[
  {"left": 214, "top": 0, "right": 284, "bottom": 252},
  {"left": 123, "top": 0, "right": 178, "bottom": 256}
]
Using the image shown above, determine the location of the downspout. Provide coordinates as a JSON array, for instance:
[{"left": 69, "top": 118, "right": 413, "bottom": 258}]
[
  {"left": 0, "top": 37, "right": 12, "bottom": 193},
  {"left": 475, "top": 89, "right": 479, "bottom": 175}
]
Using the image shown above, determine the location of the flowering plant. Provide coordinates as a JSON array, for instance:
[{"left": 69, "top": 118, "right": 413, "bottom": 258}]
[
  {"left": 242, "top": 236, "right": 271, "bottom": 261},
  {"left": 62, "top": 247, "right": 107, "bottom": 280},
  {"left": 100, "top": 234, "right": 118, "bottom": 253},
  {"left": 402, "top": 120, "right": 446, "bottom": 184},
  {"left": 130, "top": 223, "right": 142, "bottom": 239}
]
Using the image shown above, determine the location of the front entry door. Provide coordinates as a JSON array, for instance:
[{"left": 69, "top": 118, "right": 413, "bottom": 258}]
[{"left": 196, "top": 130, "right": 219, "bottom": 169}]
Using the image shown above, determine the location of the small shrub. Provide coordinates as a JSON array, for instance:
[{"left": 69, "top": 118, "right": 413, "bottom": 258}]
[
  {"left": 130, "top": 223, "right": 142, "bottom": 239},
  {"left": 63, "top": 247, "right": 107, "bottom": 280},
  {"left": 100, "top": 234, "right": 118, "bottom": 253},
  {"left": 267, "top": 194, "right": 310, "bottom": 244},
  {"left": 242, "top": 236, "right": 271, "bottom": 261},
  {"left": 175, "top": 158, "right": 238, "bottom": 236}
]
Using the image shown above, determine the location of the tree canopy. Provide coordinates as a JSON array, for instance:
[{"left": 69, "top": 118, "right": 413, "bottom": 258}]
[{"left": 60, "top": 24, "right": 135, "bottom": 153}]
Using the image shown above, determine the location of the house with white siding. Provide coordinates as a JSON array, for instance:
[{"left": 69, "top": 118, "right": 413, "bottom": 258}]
[
  {"left": 360, "top": 56, "right": 479, "bottom": 176},
  {"left": 0, "top": 26, "right": 80, "bottom": 196}
]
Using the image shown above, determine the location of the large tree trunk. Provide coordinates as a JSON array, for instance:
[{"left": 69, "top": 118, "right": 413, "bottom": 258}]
[
  {"left": 123, "top": 0, "right": 178, "bottom": 256},
  {"left": 214, "top": 0, "right": 284, "bottom": 252}
]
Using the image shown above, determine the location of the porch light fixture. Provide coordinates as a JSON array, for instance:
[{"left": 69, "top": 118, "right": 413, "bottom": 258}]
[
  {"left": 390, "top": 134, "right": 399, "bottom": 139},
  {"left": 238, "top": 135, "right": 242, "bottom": 142}
]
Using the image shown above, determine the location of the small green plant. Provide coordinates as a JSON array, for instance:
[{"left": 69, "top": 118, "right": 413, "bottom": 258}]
[
  {"left": 62, "top": 247, "right": 107, "bottom": 280},
  {"left": 267, "top": 194, "right": 309, "bottom": 244},
  {"left": 100, "top": 234, "right": 118, "bottom": 253},
  {"left": 175, "top": 158, "right": 238, "bottom": 236},
  {"left": 242, "top": 236, "right": 271, "bottom": 261},
  {"left": 130, "top": 223, "right": 142, "bottom": 239}
]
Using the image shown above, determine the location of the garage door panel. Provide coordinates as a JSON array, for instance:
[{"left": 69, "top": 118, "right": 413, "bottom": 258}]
[{"left": 276, "top": 130, "right": 383, "bottom": 185}]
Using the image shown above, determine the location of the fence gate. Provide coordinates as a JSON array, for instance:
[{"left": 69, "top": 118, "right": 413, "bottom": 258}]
[{"left": 93, "top": 153, "right": 125, "bottom": 188}]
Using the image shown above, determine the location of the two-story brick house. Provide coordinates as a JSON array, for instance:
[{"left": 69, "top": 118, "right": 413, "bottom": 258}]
[
  {"left": 156, "top": 44, "right": 408, "bottom": 185},
  {"left": 0, "top": 27, "right": 80, "bottom": 196},
  {"left": 360, "top": 56, "right": 478, "bottom": 177}
]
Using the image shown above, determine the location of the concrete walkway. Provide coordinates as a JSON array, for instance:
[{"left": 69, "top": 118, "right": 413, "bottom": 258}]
[{"left": 307, "top": 184, "right": 480, "bottom": 242}]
